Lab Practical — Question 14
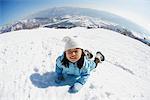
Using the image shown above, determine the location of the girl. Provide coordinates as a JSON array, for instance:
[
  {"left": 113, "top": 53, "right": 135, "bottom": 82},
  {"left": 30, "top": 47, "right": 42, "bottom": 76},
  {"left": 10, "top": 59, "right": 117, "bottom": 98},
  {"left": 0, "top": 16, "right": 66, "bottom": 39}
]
[{"left": 55, "top": 36, "right": 104, "bottom": 93}]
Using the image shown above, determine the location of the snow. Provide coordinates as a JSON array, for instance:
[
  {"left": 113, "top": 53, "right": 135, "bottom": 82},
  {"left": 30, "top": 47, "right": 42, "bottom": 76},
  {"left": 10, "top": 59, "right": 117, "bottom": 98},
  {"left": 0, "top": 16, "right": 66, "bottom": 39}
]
[{"left": 0, "top": 27, "right": 150, "bottom": 100}]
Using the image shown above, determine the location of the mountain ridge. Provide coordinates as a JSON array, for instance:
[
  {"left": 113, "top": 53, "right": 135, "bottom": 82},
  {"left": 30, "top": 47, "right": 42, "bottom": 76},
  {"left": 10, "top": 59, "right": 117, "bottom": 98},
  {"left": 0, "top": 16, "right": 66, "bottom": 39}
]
[{"left": 0, "top": 7, "right": 150, "bottom": 46}]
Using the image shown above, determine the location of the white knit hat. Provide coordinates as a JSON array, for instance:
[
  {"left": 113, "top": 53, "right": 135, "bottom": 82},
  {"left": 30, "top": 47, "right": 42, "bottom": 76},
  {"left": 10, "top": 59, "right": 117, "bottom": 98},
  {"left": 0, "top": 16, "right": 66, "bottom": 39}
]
[{"left": 62, "top": 36, "right": 83, "bottom": 51}]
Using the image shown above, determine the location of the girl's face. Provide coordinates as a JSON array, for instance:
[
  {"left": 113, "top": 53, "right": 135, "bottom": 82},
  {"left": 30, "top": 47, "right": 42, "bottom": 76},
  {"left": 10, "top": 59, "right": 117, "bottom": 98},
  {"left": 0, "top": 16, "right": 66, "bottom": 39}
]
[{"left": 66, "top": 48, "right": 82, "bottom": 63}]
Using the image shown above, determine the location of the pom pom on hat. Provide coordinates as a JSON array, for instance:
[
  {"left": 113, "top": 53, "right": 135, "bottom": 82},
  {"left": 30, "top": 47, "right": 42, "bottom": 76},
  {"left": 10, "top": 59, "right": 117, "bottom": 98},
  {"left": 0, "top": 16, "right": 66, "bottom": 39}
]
[
  {"left": 62, "top": 36, "right": 71, "bottom": 43},
  {"left": 62, "top": 36, "right": 83, "bottom": 51}
]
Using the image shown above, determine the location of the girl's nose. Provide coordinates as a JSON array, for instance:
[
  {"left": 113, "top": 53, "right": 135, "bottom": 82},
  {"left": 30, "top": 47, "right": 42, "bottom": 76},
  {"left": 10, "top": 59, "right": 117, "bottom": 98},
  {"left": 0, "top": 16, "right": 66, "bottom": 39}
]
[{"left": 72, "top": 52, "right": 76, "bottom": 55}]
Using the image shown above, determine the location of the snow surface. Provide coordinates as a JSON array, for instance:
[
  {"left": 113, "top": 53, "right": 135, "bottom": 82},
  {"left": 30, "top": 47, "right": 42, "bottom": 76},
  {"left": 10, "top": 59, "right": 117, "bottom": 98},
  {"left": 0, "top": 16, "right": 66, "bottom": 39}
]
[{"left": 0, "top": 27, "right": 150, "bottom": 100}]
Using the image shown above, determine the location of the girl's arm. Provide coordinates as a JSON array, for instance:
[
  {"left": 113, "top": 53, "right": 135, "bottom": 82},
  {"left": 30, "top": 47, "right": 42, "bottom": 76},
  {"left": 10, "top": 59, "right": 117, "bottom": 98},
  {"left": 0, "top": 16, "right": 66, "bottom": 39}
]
[
  {"left": 69, "top": 68, "right": 90, "bottom": 93},
  {"left": 76, "top": 69, "right": 90, "bottom": 85},
  {"left": 69, "top": 60, "right": 96, "bottom": 93},
  {"left": 55, "top": 56, "right": 65, "bottom": 83},
  {"left": 76, "top": 59, "right": 96, "bottom": 85}
]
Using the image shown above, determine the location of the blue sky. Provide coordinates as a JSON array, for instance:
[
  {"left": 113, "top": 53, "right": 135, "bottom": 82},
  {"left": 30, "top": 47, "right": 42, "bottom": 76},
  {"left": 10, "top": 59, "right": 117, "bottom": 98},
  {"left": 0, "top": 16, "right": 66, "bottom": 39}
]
[{"left": 0, "top": 0, "right": 150, "bottom": 30}]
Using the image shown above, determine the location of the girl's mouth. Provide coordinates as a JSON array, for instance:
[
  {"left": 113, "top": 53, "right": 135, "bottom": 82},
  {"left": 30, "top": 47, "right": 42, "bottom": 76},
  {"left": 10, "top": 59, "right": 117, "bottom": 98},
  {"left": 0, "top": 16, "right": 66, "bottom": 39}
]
[{"left": 70, "top": 57, "right": 76, "bottom": 59}]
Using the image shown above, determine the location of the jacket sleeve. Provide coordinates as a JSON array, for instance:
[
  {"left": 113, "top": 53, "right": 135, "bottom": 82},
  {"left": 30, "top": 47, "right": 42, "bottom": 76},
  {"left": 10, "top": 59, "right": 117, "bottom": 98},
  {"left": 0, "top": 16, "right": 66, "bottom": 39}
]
[
  {"left": 76, "top": 59, "right": 96, "bottom": 85},
  {"left": 55, "top": 56, "right": 63, "bottom": 77},
  {"left": 69, "top": 69, "right": 90, "bottom": 93},
  {"left": 76, "top": 68, "right": 90, "bottom": 85}
]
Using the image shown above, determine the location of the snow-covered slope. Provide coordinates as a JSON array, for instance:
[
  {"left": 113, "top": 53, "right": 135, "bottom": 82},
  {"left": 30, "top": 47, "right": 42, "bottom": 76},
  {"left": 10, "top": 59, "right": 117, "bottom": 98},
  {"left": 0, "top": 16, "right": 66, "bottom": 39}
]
[{"left": 0, "top": 28, "right": 150, "bottom": 100}]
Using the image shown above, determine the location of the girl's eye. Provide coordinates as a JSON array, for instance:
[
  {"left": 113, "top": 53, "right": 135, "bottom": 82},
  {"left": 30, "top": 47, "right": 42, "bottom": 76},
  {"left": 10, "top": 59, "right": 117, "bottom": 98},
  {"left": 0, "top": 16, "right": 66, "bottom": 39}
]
[
  {"left": 73, "top": 50, "right": 78, "bottom": 53},
  {"left": 67, "top": 50, "right": 78, "bottom": 54},
  {"left": 75, "top": 51, "right": 78, "bottom": 53}
]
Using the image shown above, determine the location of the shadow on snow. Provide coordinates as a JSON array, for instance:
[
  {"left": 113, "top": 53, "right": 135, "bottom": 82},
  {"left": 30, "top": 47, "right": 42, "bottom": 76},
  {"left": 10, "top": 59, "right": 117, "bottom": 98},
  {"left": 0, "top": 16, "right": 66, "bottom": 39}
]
[{"left": 30, "top": 71, "right": 76, "bottom": 88}]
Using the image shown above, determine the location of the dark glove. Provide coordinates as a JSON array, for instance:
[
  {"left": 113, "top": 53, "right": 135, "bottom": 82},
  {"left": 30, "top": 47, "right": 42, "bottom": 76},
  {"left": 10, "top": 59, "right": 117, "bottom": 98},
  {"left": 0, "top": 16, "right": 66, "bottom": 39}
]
[
  {"left": 68, "top": 82, "right": 83, "bottom": 93},
  {"left": 55, "top": 75, "right": 64, "bottom": 84}
]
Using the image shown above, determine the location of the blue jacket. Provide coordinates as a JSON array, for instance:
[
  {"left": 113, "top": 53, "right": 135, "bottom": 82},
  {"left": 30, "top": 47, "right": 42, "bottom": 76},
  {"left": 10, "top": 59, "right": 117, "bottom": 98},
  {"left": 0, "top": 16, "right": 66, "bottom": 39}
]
[{"left": 55, "top": 54, "right": 96, "bottom": 85}]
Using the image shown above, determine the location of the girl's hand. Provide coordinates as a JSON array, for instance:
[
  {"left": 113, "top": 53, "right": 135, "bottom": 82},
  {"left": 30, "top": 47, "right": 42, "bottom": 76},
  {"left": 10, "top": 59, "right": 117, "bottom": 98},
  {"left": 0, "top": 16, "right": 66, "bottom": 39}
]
[
  {"left": 68, "top": 82, "right": 83, "bottom": 93},
  {"left": 55, "top": 76, "right": 64, "bottom": 84}
]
